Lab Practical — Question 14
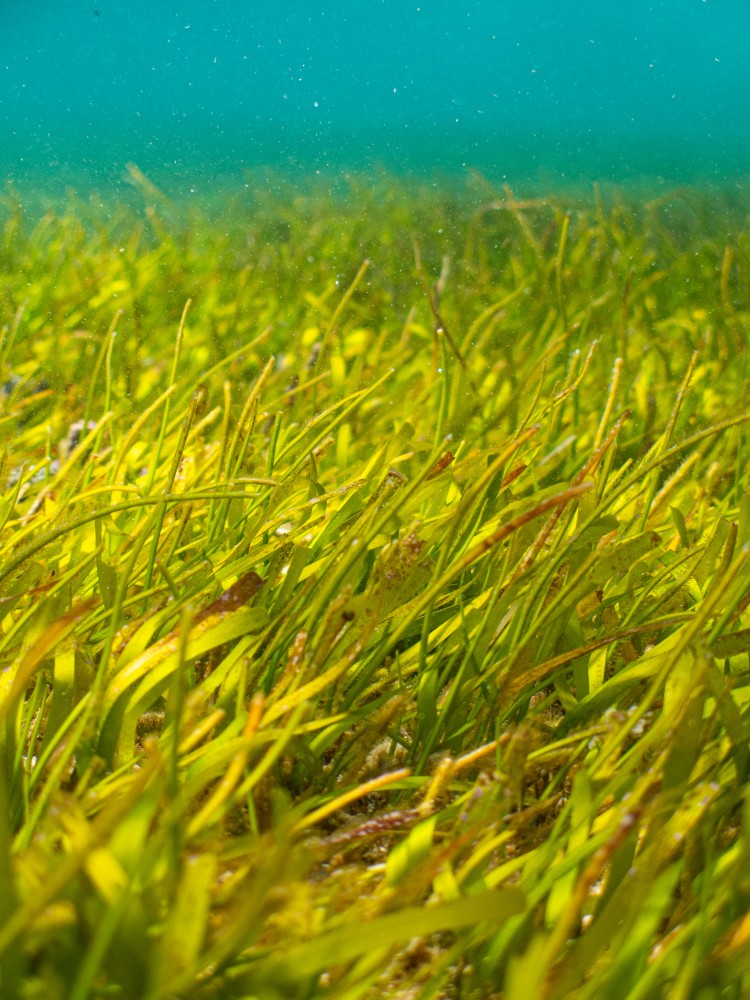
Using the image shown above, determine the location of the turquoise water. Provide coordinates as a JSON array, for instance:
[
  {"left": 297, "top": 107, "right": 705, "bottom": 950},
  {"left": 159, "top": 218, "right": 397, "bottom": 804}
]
[{"left": 2, "top": 0, "right": 749, "bottom": 192}]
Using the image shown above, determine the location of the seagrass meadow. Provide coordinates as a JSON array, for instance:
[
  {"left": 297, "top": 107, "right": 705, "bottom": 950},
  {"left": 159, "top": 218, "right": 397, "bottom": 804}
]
[{"left": 1, "top": 169, "right": 750, "bottom": 999}]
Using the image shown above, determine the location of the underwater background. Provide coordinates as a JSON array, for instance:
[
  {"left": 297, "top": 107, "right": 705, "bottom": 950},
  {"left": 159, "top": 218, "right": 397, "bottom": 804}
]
[{"left": 2, "top": 0, "right": 749, "bottom": 195}]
